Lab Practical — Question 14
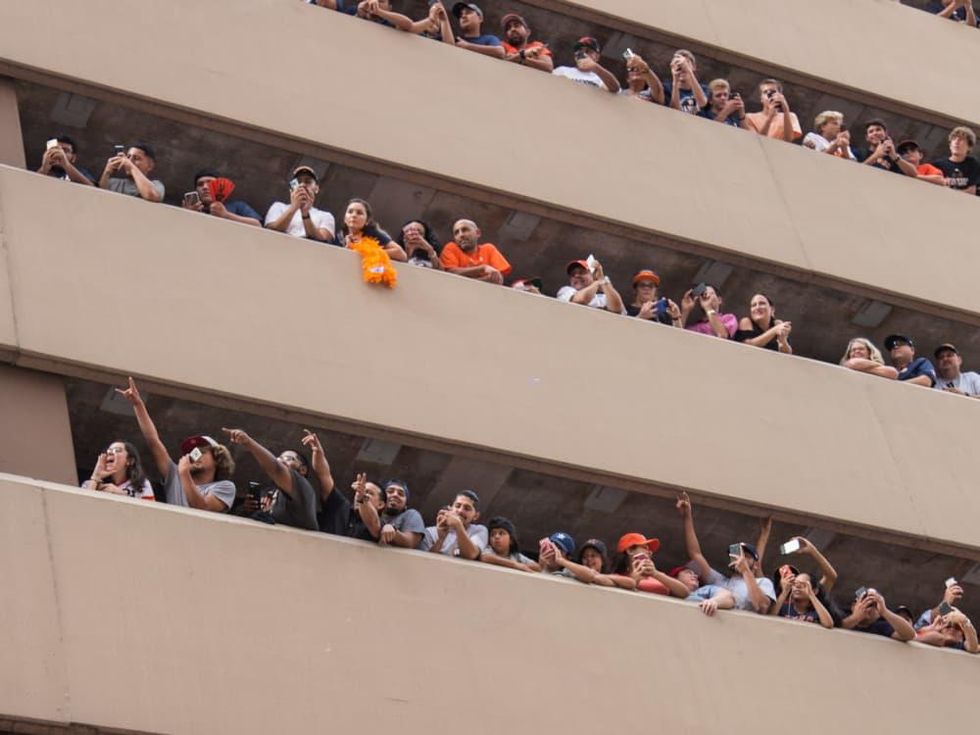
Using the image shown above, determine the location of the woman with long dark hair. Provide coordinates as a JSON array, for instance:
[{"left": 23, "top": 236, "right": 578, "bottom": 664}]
[
  {"left": 395, "top": 219, "right": 442, "bottom": 269},
  {"left": 735, "top": 293, "right": 792, "bottom": 353},
  {"left": 335, "top": 198, "right": 407, "bottom": 261},
  {"left": 82, "top": 440, "right": 154, "bottom": 500}
]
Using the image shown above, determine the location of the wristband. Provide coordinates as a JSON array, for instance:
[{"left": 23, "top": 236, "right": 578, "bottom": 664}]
[{"left": 302, "top": 213, "right": 311, "bottom": 220}]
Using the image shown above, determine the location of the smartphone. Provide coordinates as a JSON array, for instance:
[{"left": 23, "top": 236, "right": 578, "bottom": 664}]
[
  {"left": 247, "top": 481, "right": 262, "bottom": 501},
  {"left": 855, "top": 586, "right": 868, "bottom": 600},
  {"left": 113, "top": 144, "right": 126, "bottom": 157},
  {"left": 655, "top": 297, "right": 668, "bottom": 319},
  {"left": 945, "top": 577, "right": 958, "bottom": 589},
  {"left": 189, "top": 447, "right": 203, "bottom": 462},
  {"left": 780, "top": 539, "right": 802, "bottom": 555},
  {"left": 622, "top": 48, "right": 635, "bottom": 60},
  {"left": 691, "top": 282, "right": 708, "bottom": 300},
  {"left": 585, "top": 254, "right": 598, "bottom": 273},
  {"left": 938, "top": 601, "right": 953, "bottom": 616},
  {"left": 183, "top": 191, "right": 201, "bottom": 207},
  {"left": 46, "top": 138, "right": 59, "bottom": 150},
  {"left": 288, "top": 177, "right": 300, "bottom": 191},
  {"left": 728, "top": 543, "right": 742, "bottom": 558}
]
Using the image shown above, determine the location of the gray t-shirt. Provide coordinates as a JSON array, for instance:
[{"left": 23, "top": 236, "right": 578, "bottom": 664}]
[
  {"left": 270, "top": 470, "right": 319, "bottom": 531},
  {"left": 419, "top": 524, "right": 489, "bottom": 556},
  {"left": 484, "top": 547, "right": 535, "bottom": 565},
  {"left": 163, "top": 460, "right": 236, "bottom": 511},
  {"left": 704, "top": 567, "right": 776, "bottom": 611},
  {"left": 382, "top": 508, "right": 425, "bottom": 538},
  {"left": 934, "top": 371, "right": 980, "bottom": 396},
  {"left": 108, "top": 176, "right": 165, "bottom": 200}
]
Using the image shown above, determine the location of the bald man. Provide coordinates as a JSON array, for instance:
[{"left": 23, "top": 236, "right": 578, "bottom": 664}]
[{"left": 439, "top": 218, "right": 512, "bottom": 284}]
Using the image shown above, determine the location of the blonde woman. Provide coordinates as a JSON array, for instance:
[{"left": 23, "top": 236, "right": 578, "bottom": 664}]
[{"left": 840, "top": 338, "right": 898, "bottom": 379}]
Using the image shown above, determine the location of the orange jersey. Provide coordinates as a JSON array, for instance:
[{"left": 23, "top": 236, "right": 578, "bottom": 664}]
[{"left": 440, "top": 242, "right": 512, "bottom": 275}]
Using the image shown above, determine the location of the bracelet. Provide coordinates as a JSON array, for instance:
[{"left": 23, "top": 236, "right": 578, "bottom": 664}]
[
  {"left": 302, "top": 213, "right": 311, "bottom": 220},
  {"left": 519, "top": 49, "right": 526, "bottom": 64}
]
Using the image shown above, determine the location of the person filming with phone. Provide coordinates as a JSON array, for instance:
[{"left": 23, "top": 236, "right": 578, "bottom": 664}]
[
  {"left": 181, "top": 170, "right": 261, "bottom": 227},
  {"left": 552, "top": 36, "right": 619, "bottom": 93},
  {"left": 842, "top": 586, "right": 915, "bottom": 641},
  {"left": 98, "top": 143, "right": 165, "bottom": 202},
  {"left": 681, "top": 283, "right": 737, "bottom": 339},
  {"left": 557, "top": 257, "right": 625, "bottom": 314},
  {"left": 37, "top": 135, "right": 95, "bottom": 185},
  {"left": 744, "top": 79, "right": 801, "bottom": 142},
  {"left": 264, "top": 165, "right": 335, "bottom": 242},
  {"left": 768, "top": 537, "right": 839, "bottom": 629}
]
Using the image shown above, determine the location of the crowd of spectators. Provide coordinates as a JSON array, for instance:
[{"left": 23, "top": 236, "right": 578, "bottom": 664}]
[
  {"left": 83, "top": 376, "right": 978, "bottom": 653},
  {"left": 35, "top": 134, "right": 980, "bottom": 396}
]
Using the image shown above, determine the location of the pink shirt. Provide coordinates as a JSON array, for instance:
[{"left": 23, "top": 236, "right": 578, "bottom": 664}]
[{"left": 686, "top": 313, "right": 738, "bottom": 339}]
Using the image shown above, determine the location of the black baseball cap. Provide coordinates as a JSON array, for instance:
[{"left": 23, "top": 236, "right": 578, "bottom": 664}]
[
  {"left": 884, "top": 334, "right": 913, "bottom": 351},
  {"left": 291, "top": 165, "right": 318, "bottom": 182},
  {"left": 574, "top": 36, "right": 600, "bottom": 53}
]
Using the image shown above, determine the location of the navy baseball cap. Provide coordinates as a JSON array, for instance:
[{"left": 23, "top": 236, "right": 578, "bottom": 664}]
[
  {"left": 549, "top": 532, "right": 576, "bottom": 556},
  {"left": 884, "top": 334, "right": 913, "bottom": 351},
  {"left": 452, "top": 2, "right": 482, "bottom": 18}
]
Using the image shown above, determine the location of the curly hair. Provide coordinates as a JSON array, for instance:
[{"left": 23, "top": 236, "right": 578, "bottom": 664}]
[{"left": 210, "top": 444, "right": 236, "bottom": 481}]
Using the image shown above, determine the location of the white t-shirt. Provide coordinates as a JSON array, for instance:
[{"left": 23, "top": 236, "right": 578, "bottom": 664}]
[
  {"left": 552, "top": 66, "right": 605, "bottom": 90},
  {"left": 802, "top": 132, "right": 855, "bottom": 160},
  {"left": 934, "top": 371, "right": 980, "bottom": 396},
  {"left": 556, "top": 285, "right": 625, "bottom": 314},
  {"left": 264, "top": 202, "right": 335, "bottom": 239},
  {"left": 419, "top": 524, "right": 488, "bottom": 557}
]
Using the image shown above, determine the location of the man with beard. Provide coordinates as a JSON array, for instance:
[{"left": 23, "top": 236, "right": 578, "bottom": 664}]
[
  {"left": 439, "top": 219, "right": 511, "bottom": 284},
  {"left": 115, "top": 377, "right": 236, "bottom": 512},
  {"left": 420, "top": 490, "right": 488, "bottom": 559},
  {"left": 451, "top": 3, "right": 504, "bottom": 58},
  {"left": 98, "top": 143, "right": 165, "bottom": 202},
  {"left": 500, "top": 12, "right": 553, "bottom": 72},
  {"left": 377, "top": 480, "right": 425, "bottom": 547},
  {"left": 36, "top": 135, "right": 95, "bottom": 185},
  {"left": 932, "top": 343, "right": 980, "bottom": 397}
]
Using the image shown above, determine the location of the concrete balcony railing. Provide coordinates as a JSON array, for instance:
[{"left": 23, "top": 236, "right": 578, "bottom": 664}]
[
  {"left": 1, "top": 2, "right": 979, "bottom": 321},
  {"left": 2, "top": 474, "right": 978, "bottom": 735},
  {"left": 2, "top": 167, "right": 980, "bottom": 554}
]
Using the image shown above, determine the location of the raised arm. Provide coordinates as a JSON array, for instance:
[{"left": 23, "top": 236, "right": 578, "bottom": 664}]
[
  {"left": 796, "top": 537, "right": 838, "bottom": 592},
  {"left": 676, "top": 492, "right": 711, "bottom": 579},
  {"left": 351, "top": 474, "right": 382, "bottom": 540},
  {"left": 222, "top": 428, "right": 295, "bottom": 498},
  {"left": 734, "top": 555, "right": 771, "bottom": 613},
  {"left": 115, "top": 377, "right": 172, "bottom": 477},
  {"left": 754, "top": 515, "right": 773, "bottom": 576},
  {"left": 300, "top": 430, "right": 335, "bottom": 501}
]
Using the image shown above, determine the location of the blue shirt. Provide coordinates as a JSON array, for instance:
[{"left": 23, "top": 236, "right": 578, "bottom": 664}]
[
  {"left": 662, "top": 82, "right": 709, "bottom": 115},
  {"left": 698, "top": 107, "right": 741, "bottom": 127},
  {"left": 897, "top": 357, "right": 937, "bottom": 386},
  {"left": 225, "top": 200, "right": 261, "bottom": 221},
  {"left": 461, "top": 34, "right": 501, "bottom": 47}
]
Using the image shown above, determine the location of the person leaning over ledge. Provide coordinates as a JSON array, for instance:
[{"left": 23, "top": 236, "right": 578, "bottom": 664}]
[
  {"left": 884, "top": 334, "right": 937, "bottom": 387},
  {"left": 264, "top": 165, "right": 335, "bottom": 242},
  {"left": 840, "top": 338, "right": 898, "bottom": 380},
  {"left": 933, "top": 343, "right": 980, "bottom": 396},
  {"left": 552, "top": 37, "right": 619, "bottom": 93},
  {"left": 98, "top": 143, "right": 164, "bottom": 202},
  {"left": 115, "top": 377, "right": 236, "bottom": 512},
  {"left": 500, "top": 12, "right": 553, "bottom": 72},
  {"left": 420, "top": 490, "right": 488, "bottom": 558},
  {"left": 378, "top": 480, "right": 426, "bottom": 548},
  {"left": 439, "top": 219, "right": 511, "bottom": 284},
  {"left": 557, "top": 258, "right": 625, "bottom": 314},
  {"left": 842, "top": 587, "right": 915, "bottom": 642},
  {"left": 744, "top": 79, "right": 801, "bottom": 143},
  {"left": 451, "top": 3, "right": 504, "bottom": 59},
  {"left": 221, "top": 428, "right": 319, "bottom": 531}
]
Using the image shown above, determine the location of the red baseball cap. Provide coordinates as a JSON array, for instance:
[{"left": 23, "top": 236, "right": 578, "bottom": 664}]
[
  {"left": 632, "top": 269, "right": 661, "bottom": 287},
  {"left": 179, "top": 435, "right": 219, "bottom": 455},
  {"left": 616, "top": 532, "right": 661, "bottom": 554},
  {"left": 566, "top": 259, "right": 590, "bottom": 274}
]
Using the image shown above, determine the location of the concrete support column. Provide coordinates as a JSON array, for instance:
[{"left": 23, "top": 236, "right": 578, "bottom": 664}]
[
  {"left": 0, "top": 78, "right": 25, "bottom": 168},
  {"left": 0, "top": 365, "right": 77, "bottom": 485}
]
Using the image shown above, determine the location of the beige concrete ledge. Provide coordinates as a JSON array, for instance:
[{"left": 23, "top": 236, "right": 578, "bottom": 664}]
[
  {"left": 0, "top": 3, "right": 978, "bottom": 320},
  {"left": 2, "top": 476, "right": 978, "bottom": 735},
  {"left": 1, "top": 167, "right": 980, "bottom": 552},
  {"left": 557, "top": 0, "right": 980, "bottom": 126}
]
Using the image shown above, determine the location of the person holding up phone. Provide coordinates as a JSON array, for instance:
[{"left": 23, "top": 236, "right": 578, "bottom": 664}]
[
  {"left": 769, "top": 537, "right": 840, "bottom": 629},
  {"left": 841, "top": 587, "right": 915, "bottom": 641},
  {"left": 676, "top": 492, "right": 776, "bottom": 614},
  {"left": 619, "top": 50, "right": 664, "bottom": 104},
  {"left": 681, "top": 283, "right": 737, "bottom": 339},
  {"left": 98, "top": 143, "right": 165, "bottom": 202},
  {"left": 698, "top": 79, "right": 747, "bottom": 128},
  {"left": 626, "top": 270, "right": 681, "bottom": 326},
  {"left": 264, "top": 165, "right": 335, "bottom": 242},
  {"left": 557, "top": 258, "right": 625, "bottom": 314},
  {"left": 609, "top": 533, "right": 690, "bottom": 597},
  {"left": 537, "top": 532, "right": 609, "bottom": 585},
  {"left": 419, "top": 490, "right": 487, "bottom": 559},
  {"left": 181, "top": 170, "right": 261, "bottom": 227},
  {"left": 114, "top": 377, "right": 236, "bottom": 512},
  {"left": 663, "top": 50, "right": 708, "bottom": 115},
  {"left": 551, "top": 36, "right": 619, "bottom": 93},
  {"left": 854, "top": 119, "right": 917, "bottom": 177},
  {"left": 744, "top": 79, "right": 801, "bottom": 142},
  {"left": 37, "top": 135, "right": 95, "bottom": 185}
]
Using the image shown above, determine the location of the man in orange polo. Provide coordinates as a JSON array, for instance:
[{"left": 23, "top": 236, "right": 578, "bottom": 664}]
[{"left": 440, "top": 219, "right": 512, "bottom": 284}]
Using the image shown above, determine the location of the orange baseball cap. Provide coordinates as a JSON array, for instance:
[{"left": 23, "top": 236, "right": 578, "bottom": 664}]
[
  {"left": 632, "top": 269, "right": 661, "bottom": 287},
  {"left": 616, "top": 532, "right": 661, "bottom": 554},
  {"left": 565, "top": 259, "right": 590, "bottom": 274}
]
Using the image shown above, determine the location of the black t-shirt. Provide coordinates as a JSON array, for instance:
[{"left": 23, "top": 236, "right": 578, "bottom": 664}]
[
  {"left": 270, "top": 470, "right": 319, "bottom": 531},
  {"left": 734, "top": 321, "right": 778, "bottom": 350},
  {"left": 316, "top": 490, "right": 379, "bottom": 541},
  {"left": 856, "top": 618, "right": 895, "bottom": 639},
  {"left": 930, "top": 157, "right": 980, "bottom": 190},
  {"left": 855, "top": 147, "right": 905, "bottom": 175}
]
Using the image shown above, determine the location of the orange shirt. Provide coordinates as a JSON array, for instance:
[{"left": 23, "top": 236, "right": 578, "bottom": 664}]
[
  {"left": 745, "top": 111, "right": 802, "bottom": 142},
  {"left": 917, "top": 163, "right": 944, "bottom": 177},
  {"left": 501, "top": 40, "right": 552, "bottom": 58},
  {"left": 440, "top": 242, "right": 512, "bottom": 275}
]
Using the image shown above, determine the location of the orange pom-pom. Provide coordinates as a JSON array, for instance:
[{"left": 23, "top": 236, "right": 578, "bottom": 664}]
[{"left": 349, "top": 236, "right": 397, "bottom": 288}]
